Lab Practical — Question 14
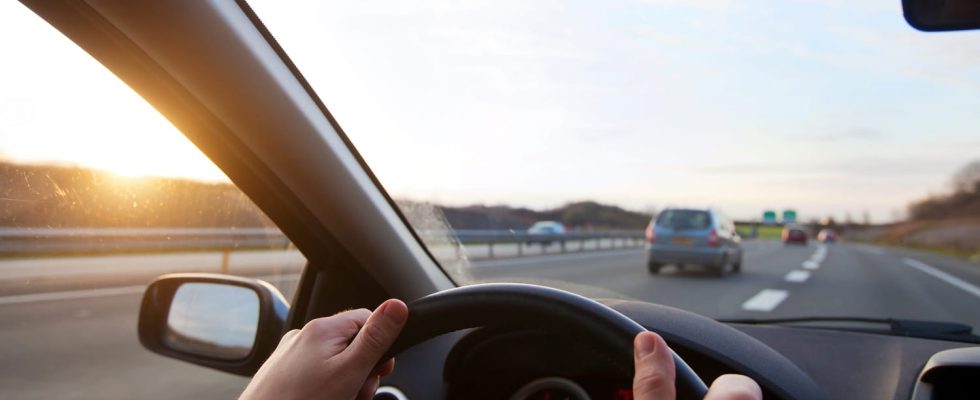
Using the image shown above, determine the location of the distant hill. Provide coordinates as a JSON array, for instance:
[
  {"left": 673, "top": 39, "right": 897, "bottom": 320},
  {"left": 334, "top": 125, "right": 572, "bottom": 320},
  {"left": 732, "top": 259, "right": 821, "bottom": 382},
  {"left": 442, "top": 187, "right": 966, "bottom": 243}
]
[
  {"left": 0, "top": 162, "right": 651, "bottom": 230},
  {"left": 908, "top": 159, "right": 980, "bottom": 220},
  {"left": 846, "top": 160, "right": 980, "bottom": 258},
  {"left": 909, "top": 186, "right": 980, "bottom": 220}
]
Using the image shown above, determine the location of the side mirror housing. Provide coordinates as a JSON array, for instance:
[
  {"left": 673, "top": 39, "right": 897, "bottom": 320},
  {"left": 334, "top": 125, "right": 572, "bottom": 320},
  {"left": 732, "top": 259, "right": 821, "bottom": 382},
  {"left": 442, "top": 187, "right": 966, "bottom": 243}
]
[
  {"left": 904, "top": 0, "right": 980, "bottom": 31},
  {"left": 138, "top": 273, "right": 289, "bottom": 376}
]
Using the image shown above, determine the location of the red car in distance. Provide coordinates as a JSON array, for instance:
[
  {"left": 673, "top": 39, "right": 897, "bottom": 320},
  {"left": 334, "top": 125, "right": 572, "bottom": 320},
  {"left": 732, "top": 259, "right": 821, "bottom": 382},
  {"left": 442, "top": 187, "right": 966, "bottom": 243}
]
[{"left": 782, "top": 225, "right": 809, "bottom": 245}]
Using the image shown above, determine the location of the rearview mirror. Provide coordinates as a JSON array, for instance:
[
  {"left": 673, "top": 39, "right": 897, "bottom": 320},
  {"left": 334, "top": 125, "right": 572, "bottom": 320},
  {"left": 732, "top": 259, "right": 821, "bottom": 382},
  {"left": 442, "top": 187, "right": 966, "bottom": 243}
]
[
  {"left": 139, "top": 273, "right": 289, "bottom": 376},
  {"left": 904, "top": 0, "right": 980, "bottom": 31}
]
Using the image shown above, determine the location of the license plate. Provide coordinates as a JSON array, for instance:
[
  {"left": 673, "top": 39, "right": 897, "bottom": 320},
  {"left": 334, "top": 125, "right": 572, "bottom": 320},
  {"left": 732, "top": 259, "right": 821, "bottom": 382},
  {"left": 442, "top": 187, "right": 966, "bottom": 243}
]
[{"left": 671, "top": 236, "right": 694, "bottom": 245}]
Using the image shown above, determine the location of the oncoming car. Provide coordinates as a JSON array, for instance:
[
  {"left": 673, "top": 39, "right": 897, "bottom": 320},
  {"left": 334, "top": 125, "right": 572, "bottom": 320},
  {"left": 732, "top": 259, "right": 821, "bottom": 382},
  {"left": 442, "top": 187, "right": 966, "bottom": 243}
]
[
  {"left": 527, "top": 221, "right": 566, "bottom": 235},
  {"left": 644, "top": 208, "right": 743, "bottom": 276},
  {"left": 526, "top": 221, "right": 566, "bottom": 246}
]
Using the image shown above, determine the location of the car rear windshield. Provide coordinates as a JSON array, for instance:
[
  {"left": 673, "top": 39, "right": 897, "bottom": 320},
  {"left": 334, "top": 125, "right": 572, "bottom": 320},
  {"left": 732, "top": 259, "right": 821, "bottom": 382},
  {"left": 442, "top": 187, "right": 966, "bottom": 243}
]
[{"left": 655, "top": 210, "right": 711, "bottom": 230}]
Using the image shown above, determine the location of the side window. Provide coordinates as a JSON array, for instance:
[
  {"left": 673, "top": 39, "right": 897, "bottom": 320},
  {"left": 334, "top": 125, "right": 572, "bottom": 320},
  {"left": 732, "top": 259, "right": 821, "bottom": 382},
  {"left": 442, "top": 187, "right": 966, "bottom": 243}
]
[{"left": 0, "top": 4, "right": 304, "bottom": 398}]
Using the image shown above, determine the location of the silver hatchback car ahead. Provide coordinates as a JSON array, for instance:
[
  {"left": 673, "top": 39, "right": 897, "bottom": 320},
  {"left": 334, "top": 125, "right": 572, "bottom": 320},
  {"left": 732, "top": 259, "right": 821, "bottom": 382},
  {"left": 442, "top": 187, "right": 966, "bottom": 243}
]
[{"left": 645, "top": 208, "right": 743, "bottom": 277}]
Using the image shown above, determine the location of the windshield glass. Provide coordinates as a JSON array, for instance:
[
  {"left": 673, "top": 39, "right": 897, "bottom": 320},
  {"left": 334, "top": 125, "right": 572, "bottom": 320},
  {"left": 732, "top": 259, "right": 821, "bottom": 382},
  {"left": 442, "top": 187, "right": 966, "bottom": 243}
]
[{"left": 249, "top": 1, "right": 980, "bottom": 329}]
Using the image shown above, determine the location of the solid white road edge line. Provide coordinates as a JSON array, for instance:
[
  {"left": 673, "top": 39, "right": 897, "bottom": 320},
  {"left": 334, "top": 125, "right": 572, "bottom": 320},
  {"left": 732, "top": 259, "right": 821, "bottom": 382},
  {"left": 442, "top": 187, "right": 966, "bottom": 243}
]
[
  {"left": 0, "top": 285, "right": 146, "bottom": 306},
  {"left": 742, "top": 289, "right": 789, "bottom": 312},
  {"left": 902, "top": 258, "right": 980, "bottom": 300},
  {"left": 0, "top": 273, "right": 302, "bottom": 306}
]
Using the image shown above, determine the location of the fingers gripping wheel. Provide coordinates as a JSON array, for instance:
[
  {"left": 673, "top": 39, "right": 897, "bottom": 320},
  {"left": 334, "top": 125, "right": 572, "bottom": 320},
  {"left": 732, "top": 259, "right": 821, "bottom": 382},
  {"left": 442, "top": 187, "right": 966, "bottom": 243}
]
[{"left": 383, "top": 283, "right": 708, "bottom": 399}]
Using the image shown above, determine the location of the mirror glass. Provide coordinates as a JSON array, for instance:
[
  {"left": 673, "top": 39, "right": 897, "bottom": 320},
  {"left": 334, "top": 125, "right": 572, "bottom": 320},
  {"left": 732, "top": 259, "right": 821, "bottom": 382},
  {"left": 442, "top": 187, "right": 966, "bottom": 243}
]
[{"left": 164, "top": 283, "right": 260, "bottom": 360}]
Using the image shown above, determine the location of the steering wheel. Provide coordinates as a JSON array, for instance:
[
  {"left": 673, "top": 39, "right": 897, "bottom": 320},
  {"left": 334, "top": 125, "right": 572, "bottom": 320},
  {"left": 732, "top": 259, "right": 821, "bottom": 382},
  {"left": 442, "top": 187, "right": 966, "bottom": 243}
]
[{"left": 384, "top": 283, "right": 708, "bottom": 399}]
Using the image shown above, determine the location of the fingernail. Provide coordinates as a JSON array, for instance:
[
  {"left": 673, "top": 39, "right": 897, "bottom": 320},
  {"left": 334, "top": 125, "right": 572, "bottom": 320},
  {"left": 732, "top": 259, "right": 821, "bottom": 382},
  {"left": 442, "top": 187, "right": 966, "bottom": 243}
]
[
  {"left": 636, "top": 333, "right": 657, "bottom": 357},
  {"left": 383, "top": 299, "right": 408, "bottom": 325},
  {"left": 376, "top": 301, "right": 390, "bottom": 316}
]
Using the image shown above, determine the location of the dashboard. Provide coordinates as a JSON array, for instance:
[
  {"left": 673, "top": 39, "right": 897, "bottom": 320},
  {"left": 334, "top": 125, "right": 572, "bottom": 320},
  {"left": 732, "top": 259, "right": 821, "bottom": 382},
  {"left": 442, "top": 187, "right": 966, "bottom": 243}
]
[
  {"left": 441, "top": 328, "right": 632, "bottom": 399},
  {"left": 378, "top": 300, "right": 980, "bottom": 399}
]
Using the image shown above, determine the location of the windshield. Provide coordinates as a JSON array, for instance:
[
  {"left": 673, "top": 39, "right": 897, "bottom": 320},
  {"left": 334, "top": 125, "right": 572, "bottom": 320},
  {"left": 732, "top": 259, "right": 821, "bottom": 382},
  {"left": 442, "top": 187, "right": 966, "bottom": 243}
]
[{"left": 248, "top": 1, "right": 980, "bottom": 329}]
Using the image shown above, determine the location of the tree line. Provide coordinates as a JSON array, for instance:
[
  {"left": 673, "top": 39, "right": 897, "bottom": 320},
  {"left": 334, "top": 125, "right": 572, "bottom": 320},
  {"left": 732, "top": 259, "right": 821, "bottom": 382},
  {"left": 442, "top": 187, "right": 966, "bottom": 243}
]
[
  {"left": 0, "top": 162, "right": 652, "bottom": 230},
  {"left": 908, "top": 160, "right": 980, "bottom": 220}
]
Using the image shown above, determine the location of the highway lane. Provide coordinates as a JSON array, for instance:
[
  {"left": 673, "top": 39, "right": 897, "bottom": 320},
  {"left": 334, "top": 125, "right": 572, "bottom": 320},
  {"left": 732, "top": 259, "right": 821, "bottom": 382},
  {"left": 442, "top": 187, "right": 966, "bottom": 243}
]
[
  {"left": 0, "top": 293, "right": 250, "bottom": 399},
  {"left": 469, "top": 239, "right": 797, "bottom": 317},
  {"left": 0, "top": 273, "right": 300, "bottom": 399},
  {"left": 471, "top": 240, "right": 980, "bottom": 327},
  {"left": 3, "top": 240, "right": 980, "bottom": 398}
]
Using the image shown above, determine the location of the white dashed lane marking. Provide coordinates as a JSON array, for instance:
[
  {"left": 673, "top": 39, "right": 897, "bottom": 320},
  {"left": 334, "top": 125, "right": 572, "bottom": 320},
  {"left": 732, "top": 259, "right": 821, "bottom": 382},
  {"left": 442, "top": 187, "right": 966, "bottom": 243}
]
[
  {"left": 742, "top": 246, "right": 828, "bottom": 312},
  {"left": 742, "top": 289, "right": 789, "bottom": 312},
  {"left": 785, "top": 270, "right": 811, "bottom": 283}
]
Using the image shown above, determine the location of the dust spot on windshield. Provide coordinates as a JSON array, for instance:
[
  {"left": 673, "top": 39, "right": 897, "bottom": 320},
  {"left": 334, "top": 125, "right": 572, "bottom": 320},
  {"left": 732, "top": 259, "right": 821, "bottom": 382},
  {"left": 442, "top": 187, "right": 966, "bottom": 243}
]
[{"left": 395, "top": 200, "right": 472, "bottom": 282}]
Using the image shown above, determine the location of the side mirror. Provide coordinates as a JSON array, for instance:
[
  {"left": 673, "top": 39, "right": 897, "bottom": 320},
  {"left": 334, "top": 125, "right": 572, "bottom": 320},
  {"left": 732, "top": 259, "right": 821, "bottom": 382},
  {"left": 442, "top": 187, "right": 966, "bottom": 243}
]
[
  {"left": 904, "top": 0, "right": 980, "bottom": 31},
  {"left": 138, "top": 273, "right": 289, "bottom": 376}
]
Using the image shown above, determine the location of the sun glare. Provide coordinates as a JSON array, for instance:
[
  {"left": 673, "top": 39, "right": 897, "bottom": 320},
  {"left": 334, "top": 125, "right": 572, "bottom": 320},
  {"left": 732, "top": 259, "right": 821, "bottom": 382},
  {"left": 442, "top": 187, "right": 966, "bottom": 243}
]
[
  {"left": 110, "top": 167, "right": 150, "bottom": 179},
  {"left": 0, "top": 0, "right": 229, "bottom": 184}
]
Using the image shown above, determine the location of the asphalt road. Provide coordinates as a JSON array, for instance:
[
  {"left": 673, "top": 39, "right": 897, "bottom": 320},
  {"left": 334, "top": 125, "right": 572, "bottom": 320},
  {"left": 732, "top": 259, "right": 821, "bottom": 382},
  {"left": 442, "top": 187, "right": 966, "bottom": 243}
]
[
  {"left": 469, "top": 240, "right": 980, "bottom": 328},
  {"left": 3, "top": 240, "right": 980, "bottom": 398}
]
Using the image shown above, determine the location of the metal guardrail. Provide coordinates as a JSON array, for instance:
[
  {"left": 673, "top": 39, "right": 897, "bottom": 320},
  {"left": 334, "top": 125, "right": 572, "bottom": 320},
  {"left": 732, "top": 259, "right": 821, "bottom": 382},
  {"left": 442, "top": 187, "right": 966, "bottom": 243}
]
[
  {"left": 0, "top": 227, "right": 290, "bottom": 255},
  {"left": 451, "top": 229, "right": 645, "bottom": 258},
  {"left": 0, "top": 227, "right": 645, "bottom": 256},
  {"left": 0, "top": 228, "right": 293, "bottom": 274}
]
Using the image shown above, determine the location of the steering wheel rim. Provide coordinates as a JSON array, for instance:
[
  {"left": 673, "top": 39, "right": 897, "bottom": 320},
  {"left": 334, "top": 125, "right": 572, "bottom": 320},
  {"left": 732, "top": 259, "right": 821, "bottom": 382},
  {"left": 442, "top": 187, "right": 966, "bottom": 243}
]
[{"left": 384, "top": 283, "right": 708, "bottom": 399}]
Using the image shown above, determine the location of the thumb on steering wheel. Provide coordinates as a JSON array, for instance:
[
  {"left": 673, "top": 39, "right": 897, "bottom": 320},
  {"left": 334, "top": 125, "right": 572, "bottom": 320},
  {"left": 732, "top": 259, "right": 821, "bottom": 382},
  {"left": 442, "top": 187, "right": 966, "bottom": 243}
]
[
  {"left": 633, "top": 331, "right": 677, "bottom": 400},
  {"left": 342, "top": 299, "right": 409, "bottom": 374}
]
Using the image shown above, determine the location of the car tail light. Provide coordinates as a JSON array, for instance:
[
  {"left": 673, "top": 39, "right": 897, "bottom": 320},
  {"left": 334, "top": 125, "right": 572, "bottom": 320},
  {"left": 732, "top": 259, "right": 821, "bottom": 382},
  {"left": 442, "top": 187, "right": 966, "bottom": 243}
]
[
  {"left": 645, "top": 225, "right": 655, "bottom": 243},
  {"left": 707, "top": 229, "right": 719, "bottom": 247}
]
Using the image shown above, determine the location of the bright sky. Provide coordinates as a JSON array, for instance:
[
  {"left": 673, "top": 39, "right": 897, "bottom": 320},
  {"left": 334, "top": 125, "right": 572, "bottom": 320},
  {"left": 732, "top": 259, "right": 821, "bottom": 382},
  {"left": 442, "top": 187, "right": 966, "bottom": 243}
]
[
  {"left": 0, "top": 1, "right": 227, "bottom": 182},
  {"left": 2, "top": 1, "right": 979, "bottom": 222}
]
